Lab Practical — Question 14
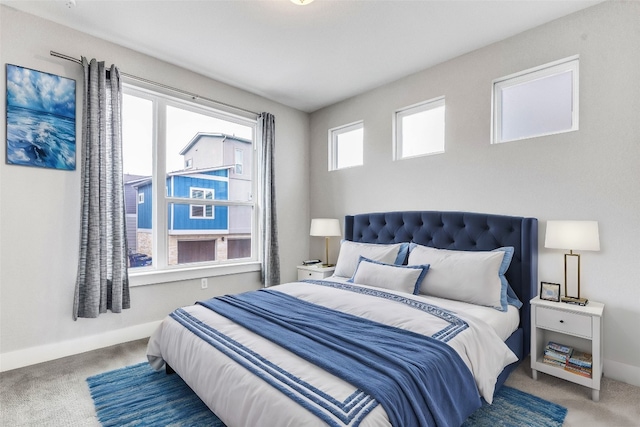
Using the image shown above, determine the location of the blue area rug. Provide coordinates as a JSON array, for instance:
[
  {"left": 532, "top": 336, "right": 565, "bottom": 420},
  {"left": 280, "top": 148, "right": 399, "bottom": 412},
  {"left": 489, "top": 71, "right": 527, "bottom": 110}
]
[{"left": 88, "top": 362, "right": 567, "bottom": 427}]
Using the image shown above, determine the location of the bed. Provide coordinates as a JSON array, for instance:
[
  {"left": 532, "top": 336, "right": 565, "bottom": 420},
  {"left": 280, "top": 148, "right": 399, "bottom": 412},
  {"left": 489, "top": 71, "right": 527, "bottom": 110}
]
[{"left": 147, "top": 210, "right": 538, "bottom": 426}]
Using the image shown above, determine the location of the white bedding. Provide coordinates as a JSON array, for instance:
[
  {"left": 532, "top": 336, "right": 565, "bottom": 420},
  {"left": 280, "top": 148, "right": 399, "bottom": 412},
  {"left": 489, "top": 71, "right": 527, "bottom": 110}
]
[
  {"left": 147, "top": 279, "right": 518, "bottom": 427},
  {"left": 330, "top": 274, "right": 520, "bottom": 341}
]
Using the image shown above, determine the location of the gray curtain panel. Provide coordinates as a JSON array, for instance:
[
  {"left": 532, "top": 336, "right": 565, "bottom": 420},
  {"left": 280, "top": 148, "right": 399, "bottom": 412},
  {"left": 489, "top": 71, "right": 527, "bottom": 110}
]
[
  {"left": 258, "top": 112, "right": 280, "bottom": 286},
  {"left": 73, "top": 58, "right": 130, "bottom": 320}
]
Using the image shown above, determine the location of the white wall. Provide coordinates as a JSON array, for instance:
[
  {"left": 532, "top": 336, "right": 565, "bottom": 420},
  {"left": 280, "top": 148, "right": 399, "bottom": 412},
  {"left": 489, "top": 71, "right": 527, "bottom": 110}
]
[
  {"left": 309, "top": 1, "right": 640, "bottom": 386},
  {"left": 0, "top": 5, "right": 310, "bottom": 369}
]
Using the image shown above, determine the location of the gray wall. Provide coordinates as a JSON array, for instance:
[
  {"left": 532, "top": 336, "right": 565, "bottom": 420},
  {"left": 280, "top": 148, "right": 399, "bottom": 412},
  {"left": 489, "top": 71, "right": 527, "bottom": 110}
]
[
  {"left": 0, "top": 6, "right": 309, "bottom": 365},
  {"left": 309, "top": 1, "right": 640, "bottom": 385}
]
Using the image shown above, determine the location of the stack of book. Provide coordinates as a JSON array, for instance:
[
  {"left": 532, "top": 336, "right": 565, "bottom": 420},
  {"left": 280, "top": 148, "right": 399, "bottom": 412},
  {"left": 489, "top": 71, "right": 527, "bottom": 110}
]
[
  {"left": 543, "top": 341, "right": 573, "bottom": 367},
  {"left": 565, "top": 350, "right": 593, "bottom": 378}
]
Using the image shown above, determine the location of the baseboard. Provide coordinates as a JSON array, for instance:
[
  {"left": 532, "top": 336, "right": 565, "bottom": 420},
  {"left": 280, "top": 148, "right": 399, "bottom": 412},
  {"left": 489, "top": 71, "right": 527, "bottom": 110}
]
[
  {"left": 604, "top": 359, "right": 640, "bottom": 388},
  {"left": 0, "top": 320, "right": 161, "bottom": 373}
]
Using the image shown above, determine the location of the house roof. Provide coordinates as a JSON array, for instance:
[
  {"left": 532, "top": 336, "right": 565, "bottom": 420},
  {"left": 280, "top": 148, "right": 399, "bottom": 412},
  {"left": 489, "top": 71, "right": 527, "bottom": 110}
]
[
  {"left": 179, "top": 133, "right": 252, "bottom": 156},
  {"left": 128, "top": 165, "right": 234, "bottom": 189}
]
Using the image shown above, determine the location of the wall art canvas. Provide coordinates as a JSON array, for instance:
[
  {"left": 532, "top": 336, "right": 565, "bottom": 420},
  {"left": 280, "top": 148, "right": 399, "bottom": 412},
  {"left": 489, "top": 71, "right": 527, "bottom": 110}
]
[{"left": 6, "top": 64, "right": 76, "bottom": 170}]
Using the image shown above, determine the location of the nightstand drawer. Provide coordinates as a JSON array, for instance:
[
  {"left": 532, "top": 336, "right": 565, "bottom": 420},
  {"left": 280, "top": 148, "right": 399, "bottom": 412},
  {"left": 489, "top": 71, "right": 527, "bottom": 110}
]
[
  {"left": 536, "top": 306, "right": 592, "bottom": 338},
  {"left": 298, "top": 270, "right": 326, "bottom": 280}
]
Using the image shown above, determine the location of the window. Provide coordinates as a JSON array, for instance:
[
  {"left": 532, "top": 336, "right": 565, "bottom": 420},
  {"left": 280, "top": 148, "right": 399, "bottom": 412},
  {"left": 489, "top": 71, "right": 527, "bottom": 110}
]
[
  {"left": 394, "top": 97, "right": 445, "bottom": 159},
  {"left": 329, "top": 121, "right": 364, "bottom": 170},
  {"left": 492, "top": 56, "right": 579, "bottom": 144},
  {"left": 122, "top": 83, "right": 257, "bottom": 278},
  {"left": 190, "top": 188, "right": 214, "bottom": 219}
]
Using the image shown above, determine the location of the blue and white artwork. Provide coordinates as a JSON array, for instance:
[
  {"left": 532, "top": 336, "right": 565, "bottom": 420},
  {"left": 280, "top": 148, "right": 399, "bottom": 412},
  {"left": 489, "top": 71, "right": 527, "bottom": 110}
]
[{"left": 6, "top": 64, "right": 76, "bottom": 170}]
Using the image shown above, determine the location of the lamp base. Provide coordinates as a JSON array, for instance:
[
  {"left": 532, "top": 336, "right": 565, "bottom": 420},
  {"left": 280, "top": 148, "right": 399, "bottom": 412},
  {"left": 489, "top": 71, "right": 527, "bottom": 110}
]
[
  {"left": 322, "top": 263, "right": 335, "bottom": 268},
  {"left": 561, "top": 296, "right": 589, "bottom": 306}
]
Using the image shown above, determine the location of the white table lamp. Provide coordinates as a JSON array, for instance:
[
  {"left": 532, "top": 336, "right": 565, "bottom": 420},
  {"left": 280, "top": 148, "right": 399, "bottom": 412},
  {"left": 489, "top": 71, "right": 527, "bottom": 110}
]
[
  {"left": 310, "top": 218, "right": 341, "bottom": 267},
  {"left": 545, "top": 220, "right": 600, "bottom": 304}
]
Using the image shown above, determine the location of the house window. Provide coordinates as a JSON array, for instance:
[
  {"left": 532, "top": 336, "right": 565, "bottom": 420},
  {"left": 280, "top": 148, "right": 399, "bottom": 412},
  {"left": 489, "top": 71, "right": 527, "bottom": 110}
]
[
  {"left": 138, "top": 193, "right": 144, "bottom": 204},
  {"left": 492, "top": 56, "right": 579, "bottom": 144},
  {"left": 329, "top": 121, "right": 364, "bottom": 170},
  {"left": 394, "top": 97, "right": 445, "bottom": 159},
  {"left": 235, "top": 148, "right": 243, "bottom": 175},
  {"left": 190, "top": 188, "right": 215, "bottom": 219},
  {"left": 122, "top": 83, "right": 257, "bottom": 275}
]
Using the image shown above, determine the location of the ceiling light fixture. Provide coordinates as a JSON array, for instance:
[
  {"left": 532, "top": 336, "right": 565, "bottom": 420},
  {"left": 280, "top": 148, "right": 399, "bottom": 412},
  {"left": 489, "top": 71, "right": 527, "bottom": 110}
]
[{"left": 290, "top": 0, "right": 314, "bottom": 5}]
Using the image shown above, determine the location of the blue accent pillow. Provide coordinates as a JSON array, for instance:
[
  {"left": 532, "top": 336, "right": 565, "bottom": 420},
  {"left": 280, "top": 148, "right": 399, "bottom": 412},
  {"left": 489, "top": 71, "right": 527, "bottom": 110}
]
[
  {"left": 348, "top": 256, "right": 430, "bottom": 295},
  {"left": 395, "top": 242, "right": 410, "bottom": 265},
  {"left": 493, "top": 246, "right": 523, "bottom": 309}
]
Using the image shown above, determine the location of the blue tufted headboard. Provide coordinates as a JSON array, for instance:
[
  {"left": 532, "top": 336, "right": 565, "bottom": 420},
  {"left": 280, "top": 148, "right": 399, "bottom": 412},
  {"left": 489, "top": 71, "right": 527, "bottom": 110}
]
[{"left": 344, "top": 210, "right": 538, "bottom": 361}]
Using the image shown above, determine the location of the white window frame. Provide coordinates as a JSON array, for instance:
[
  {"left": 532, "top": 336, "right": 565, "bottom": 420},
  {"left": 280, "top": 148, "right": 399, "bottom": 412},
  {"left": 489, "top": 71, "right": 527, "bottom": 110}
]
[
  {"left": 190, "top": 187, "right": 215, "bottom": 219},
  {"left": 492, "top": 55, "right": 579, "bottom": 144},
  {"left": 122, "top": 82, "right": 260, "bottom": 286},
  {"left": 328, "top": 120, "right": 364, "bottom": 171},
  {"left": 184, "top": 158, "right": 193, "bottom": 169},
  {"left": 138, "top": 193, "right": 144, "bottom": 204},
  {"left": 394, "top": 96, "right": 445, "bottom": 160}
]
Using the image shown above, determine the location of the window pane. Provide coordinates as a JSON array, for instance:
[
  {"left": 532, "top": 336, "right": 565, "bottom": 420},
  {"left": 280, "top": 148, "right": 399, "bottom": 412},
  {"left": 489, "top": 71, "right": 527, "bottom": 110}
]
[
  {"left": 335, "top": 127, "right": 363, "bottom": 169},
  {"left": 501, "top": 71, "right": 573, "bottom": 141},
  {"left": 493, "top": 56, "right": 578, "bottom": 143},
  {"left": 122, "top": 93, "right": 153, "bottom": 269},
  {"left": 166, "top": 106, "right": 252, "bottom": 173},
  {"left": 399, "top": 102, "right": 445, "bottom": 158},
  {"left": 168, "top": 201, "right": 251, "bottom": 264},
  {"left": 165, "top": 107, "right": 252, "bottom": 266}
]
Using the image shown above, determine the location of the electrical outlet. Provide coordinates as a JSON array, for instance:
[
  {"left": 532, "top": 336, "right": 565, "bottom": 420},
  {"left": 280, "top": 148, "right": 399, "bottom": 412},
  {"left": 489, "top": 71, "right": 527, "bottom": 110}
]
[{"left": 201, "top": 278, "right": 208, "bottom": 289}]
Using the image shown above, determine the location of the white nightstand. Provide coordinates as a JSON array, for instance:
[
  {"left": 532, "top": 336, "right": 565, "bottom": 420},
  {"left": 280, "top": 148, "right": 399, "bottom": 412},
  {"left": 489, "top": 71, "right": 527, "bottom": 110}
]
[
  {"left": 530, "top": 296, "right": 604, "bottom": 401},
  {"left": 297, "top": 265, "right": 335, "bottom": 281}
]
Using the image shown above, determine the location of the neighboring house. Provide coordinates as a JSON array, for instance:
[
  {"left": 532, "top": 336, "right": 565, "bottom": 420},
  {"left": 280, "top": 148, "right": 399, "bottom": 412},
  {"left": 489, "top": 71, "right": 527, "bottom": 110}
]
[
  {"left": 131, "top": 133, "right": 253, "bottom": 265},
  {"left": 123, "top": 174, "right": 147, "bottom": 253}
]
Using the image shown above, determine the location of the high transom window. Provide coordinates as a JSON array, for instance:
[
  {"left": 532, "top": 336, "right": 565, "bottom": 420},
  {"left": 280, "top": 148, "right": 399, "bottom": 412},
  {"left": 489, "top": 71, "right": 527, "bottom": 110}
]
[{"left": 492, "top": 56, "right": 579, "bottom": 144}]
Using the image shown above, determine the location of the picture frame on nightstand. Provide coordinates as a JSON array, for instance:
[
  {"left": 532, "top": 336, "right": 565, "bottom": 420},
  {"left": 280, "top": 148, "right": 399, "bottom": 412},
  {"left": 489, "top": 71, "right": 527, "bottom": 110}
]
[{"left": 540, "top": 281, "right": 561, "bottom": 302}]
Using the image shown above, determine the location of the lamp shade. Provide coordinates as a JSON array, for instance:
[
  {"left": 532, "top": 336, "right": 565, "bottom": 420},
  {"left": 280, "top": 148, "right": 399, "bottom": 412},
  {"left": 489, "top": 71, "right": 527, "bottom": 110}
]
[
  {"left": 545, "top": 220, "right": 600, "bottom": 251},
  {"left": 310, "top": 218, "right": 341, "bottom": 237}
]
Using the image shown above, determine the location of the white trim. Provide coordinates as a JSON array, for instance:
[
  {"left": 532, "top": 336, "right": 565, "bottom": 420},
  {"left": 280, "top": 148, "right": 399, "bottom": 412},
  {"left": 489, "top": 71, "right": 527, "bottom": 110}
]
[
  {"left": 130, "top": 261, "right": 261, "bottom": 286},
  {"left": 603, "top": 358, "right": 640, "bottom": 388},
  {"left": 0, "top": 321, "right": 161, "bottom": 373},
  {"left": 186, "top": 173, "right": 229, "bottom": 182},
  {"left": 491, "top": 55, "right": 579, "bottom": 144}
]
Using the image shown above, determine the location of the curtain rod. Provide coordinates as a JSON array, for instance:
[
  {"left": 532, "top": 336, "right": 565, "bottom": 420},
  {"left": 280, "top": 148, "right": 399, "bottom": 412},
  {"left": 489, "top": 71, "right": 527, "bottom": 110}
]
[{"left": 50, "top": 50, "right": 259, "bottom": 118}]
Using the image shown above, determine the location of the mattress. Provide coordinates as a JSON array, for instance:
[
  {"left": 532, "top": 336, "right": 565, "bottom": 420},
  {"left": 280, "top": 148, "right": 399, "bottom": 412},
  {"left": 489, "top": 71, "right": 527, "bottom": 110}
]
[{"left": 147, "top": 279, "right": 518, "bottom": 426}]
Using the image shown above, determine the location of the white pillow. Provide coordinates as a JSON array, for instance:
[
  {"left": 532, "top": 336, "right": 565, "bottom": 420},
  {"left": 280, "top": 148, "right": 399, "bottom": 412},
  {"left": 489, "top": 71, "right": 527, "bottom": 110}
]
[
  {"left": 349, "top": 256, "right": 430, "bottom": 294},
  {"left": 407, "top": 245, "right": 506, "bottom": 310},
  {"left": 333, "top": 241, "right": 406, "bottom": 278}
]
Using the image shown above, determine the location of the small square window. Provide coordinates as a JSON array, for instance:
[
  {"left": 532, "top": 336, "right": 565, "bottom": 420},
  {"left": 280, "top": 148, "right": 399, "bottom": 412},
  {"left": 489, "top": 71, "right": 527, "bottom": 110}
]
[
  {"left": 395, "top": 97, "right": 445, "bottom": 159},
  {"left": 329, "top": 121, "right": 364, "bottom": 171},
  {"left": 492, "top": 56, "right": 579, "bottom": 144}
]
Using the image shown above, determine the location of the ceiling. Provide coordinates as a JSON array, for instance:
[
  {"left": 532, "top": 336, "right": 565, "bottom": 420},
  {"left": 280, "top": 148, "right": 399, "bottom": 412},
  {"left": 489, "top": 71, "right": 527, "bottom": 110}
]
[{"left": 2, "top": 0, "right": 603, "bottom": 113}]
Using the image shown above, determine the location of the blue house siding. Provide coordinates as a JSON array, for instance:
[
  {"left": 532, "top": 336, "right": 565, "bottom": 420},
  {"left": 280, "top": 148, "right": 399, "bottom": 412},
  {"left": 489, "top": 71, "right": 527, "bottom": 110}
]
[
  {"left": 137, "top": 169, "right": 230, "bottom": 232},
  {"left": 137, "top": 183, "right": 153, "bottom": 229}
]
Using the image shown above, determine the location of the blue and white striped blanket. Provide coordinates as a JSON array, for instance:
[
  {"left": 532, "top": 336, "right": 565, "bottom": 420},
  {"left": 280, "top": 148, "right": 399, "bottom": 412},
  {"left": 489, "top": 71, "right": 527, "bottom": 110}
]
[{"left": 148, "top": 280, "right": 518, "bottom": 427}]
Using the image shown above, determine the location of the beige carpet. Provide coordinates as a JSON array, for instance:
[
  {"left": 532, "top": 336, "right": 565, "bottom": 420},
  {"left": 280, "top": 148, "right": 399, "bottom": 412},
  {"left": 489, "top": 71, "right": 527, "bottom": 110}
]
[{"left": 1, "top": 339, "right": 638, "bottom": 426}]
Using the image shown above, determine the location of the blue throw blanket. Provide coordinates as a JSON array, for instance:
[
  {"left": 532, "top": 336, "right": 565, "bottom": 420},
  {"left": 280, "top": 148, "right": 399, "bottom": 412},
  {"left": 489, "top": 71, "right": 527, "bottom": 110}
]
[{"left": 197, "top": 289, "right": 481, "bottom": 426}]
